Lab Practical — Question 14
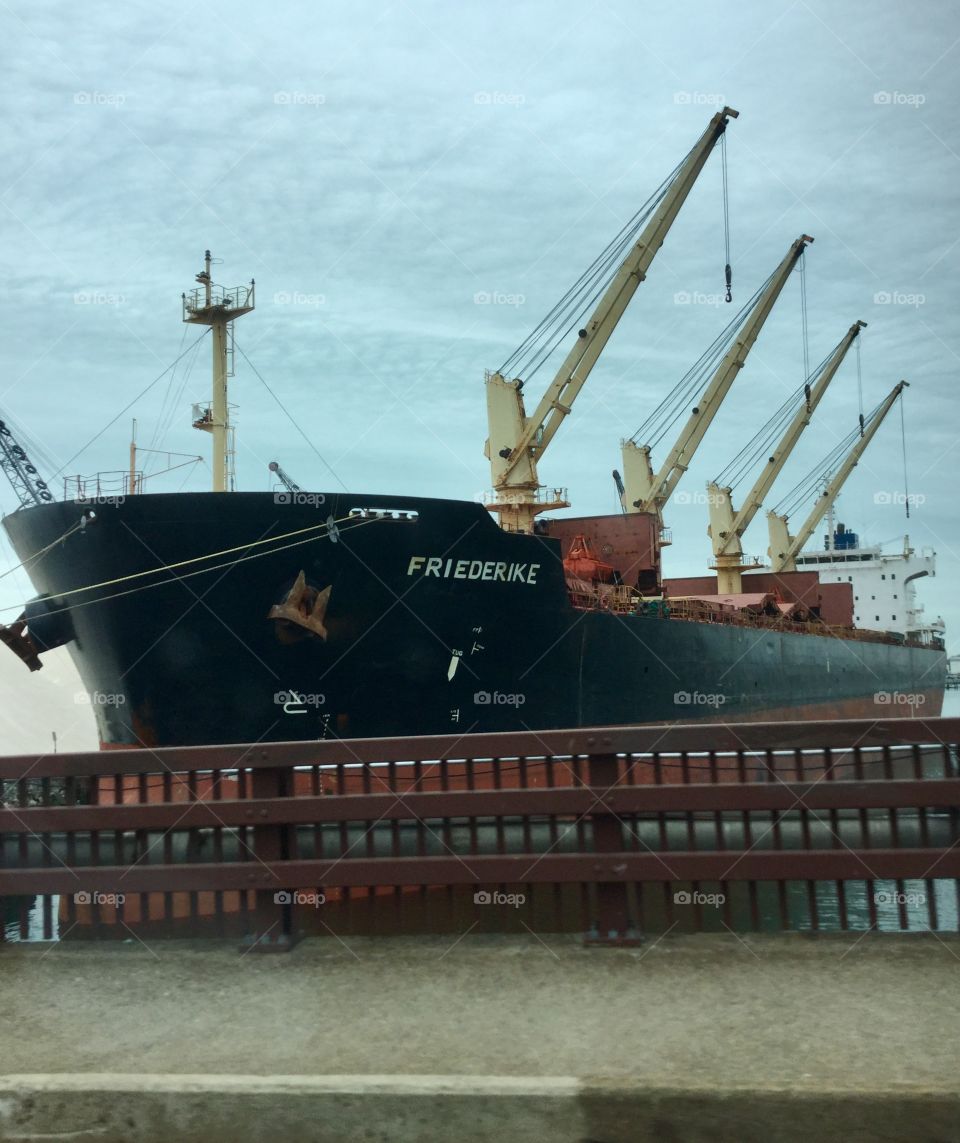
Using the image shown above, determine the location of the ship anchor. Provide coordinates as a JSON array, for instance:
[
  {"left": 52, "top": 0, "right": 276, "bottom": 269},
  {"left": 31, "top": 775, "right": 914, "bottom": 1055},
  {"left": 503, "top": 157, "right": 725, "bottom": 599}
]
[{"left": 268, "top": 571, "right": 331, "bottom": 644}]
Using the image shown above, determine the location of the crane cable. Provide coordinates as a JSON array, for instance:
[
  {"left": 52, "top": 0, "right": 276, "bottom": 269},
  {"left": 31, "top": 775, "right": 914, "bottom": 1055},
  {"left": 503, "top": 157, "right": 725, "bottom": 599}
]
[
  {"left": 51, "top": 331, "right": 210, "bottom": 481},
  {"left": 714, "top": 317, "right": 856, "bottom": 492},
  {"left": 497, "top": 124, "right": 731, "bottom": 385},
  {"left": 772, "top": 391, "right": 897, "bottom": 518},
  {"left": 497, "top": 175, "right": 675, "bottom": 382},
  {"left": 712, "top": 345, "right": 835, "bottom": 490},
  {"left": 496, "top": 139, "right": 706, "bottom": 383},
  {"left": 234, "top": 342, "right": 348, "bottom": 493},
  {"left": 900, "top": 396, "right": 910, "bottom": 520},
  {"left": 772, "top": 426, "right": 861, "bottom": 518},
  {"left": 799, "top": 254, "right": 810, "bottom": 388},
  {"left": 628, "top": 271, "right": 772, "bottom": 449},
  {"left": 148, "top": 334, "right": 205, "bottom": 474},
  {"left": 721, "top": 131, "right": 732, "bottom": 302},
  {"left": 147, "top": 323, "right": 189, "bottom": 454}
]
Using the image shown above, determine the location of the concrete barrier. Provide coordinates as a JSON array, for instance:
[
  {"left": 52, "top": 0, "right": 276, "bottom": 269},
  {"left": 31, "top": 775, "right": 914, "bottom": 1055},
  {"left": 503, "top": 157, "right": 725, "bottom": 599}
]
[
  {"left": 4, "top": 935, "right": 960, "bottom": 1140},
  {"left": 0, "top": 1075, "right": 958, "bottom": 1142}
]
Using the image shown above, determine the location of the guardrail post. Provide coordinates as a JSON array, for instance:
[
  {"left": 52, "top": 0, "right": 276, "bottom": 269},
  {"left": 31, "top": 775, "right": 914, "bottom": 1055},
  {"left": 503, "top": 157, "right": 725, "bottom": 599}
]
[
  {"left": 584, "top": 750, "right": 642, "bottom": 946},
  {"left": 240, "top": 758, "right": 298, "bottom": 953}
]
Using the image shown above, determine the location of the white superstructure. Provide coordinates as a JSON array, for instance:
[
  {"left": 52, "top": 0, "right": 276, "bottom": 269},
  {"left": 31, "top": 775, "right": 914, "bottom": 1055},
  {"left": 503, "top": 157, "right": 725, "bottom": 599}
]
[{"left": 794, "top": 521, "right": 945, "bottom": 644}]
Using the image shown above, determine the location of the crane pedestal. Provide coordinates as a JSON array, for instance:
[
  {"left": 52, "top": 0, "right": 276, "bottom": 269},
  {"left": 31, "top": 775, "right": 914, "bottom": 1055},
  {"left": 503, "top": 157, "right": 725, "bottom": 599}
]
[{"left": 483, "top": 487, "right": 570, "bottom": 534}]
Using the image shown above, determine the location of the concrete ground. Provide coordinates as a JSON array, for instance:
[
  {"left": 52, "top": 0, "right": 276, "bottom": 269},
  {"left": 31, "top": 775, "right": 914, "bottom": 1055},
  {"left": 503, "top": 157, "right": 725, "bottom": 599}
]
[{"left": 1, "top": 933, "right": 959, "bottom": 1141}]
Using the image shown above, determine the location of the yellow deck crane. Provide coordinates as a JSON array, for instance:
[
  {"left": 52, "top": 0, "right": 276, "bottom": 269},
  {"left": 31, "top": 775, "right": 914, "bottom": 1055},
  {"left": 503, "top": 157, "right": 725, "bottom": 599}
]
[
  {"left": 621, "top": 234, "right": 813, "bottom": 518},
  {"left": 767, "top": 380, "right": 908, "bottom": 572},
  {"left": 484, "top": 106, "right": 738, "bottom": 534},
  {"left": 707, "top": 320, "right": 866, "bottom": 593}
]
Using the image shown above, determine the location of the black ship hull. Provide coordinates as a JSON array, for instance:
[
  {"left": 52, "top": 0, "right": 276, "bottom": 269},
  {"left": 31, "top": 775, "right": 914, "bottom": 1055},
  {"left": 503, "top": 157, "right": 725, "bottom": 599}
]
[{"left": 2, "top": 492, "right": 946, "bottom": 747}]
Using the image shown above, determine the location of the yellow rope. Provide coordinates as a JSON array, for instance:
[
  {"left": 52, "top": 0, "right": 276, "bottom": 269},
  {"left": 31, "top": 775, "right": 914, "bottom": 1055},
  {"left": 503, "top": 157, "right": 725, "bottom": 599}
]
[
  {"left": 29, "top": 512, "right": 361, "bottom": 601},
  {"left": 27, "top": 515, "right": 382, "bottom": 619},
  {"left": 0, "top": 521, "right": 84, "bottom": 584},
  {"left": 0, "top": 509, "right": 384, "bottom": 616}
]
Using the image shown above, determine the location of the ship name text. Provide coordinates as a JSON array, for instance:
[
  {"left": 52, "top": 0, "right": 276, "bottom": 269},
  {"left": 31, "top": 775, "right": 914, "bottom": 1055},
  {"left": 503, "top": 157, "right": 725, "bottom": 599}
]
[{"left": 406, "top": 556, "right": 540, "bottom": 585}]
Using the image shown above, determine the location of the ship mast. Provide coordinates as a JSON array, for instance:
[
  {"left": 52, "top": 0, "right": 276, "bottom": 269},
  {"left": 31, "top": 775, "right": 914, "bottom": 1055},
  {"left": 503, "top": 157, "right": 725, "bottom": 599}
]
[
  {"left": 183, "top": 251, "right": 255, "bottom": 492},
  {"left": 129, "top": 419, "right": 139, "bottom": 496}
]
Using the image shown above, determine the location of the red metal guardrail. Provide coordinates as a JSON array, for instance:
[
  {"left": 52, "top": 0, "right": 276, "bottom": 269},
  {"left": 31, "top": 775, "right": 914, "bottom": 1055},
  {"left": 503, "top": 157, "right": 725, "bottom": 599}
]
[{"left": 2, "top": 718, "right": 958, "bottom": 950}]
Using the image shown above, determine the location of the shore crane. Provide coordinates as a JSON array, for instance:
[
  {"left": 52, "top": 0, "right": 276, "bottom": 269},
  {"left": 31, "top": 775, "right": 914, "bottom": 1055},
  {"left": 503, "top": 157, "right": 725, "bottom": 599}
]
[
  {"left": 0, "top": 416, "right": 55, "bottom": 671},
  {"left": 621, "top": 234, "right": 814, "bottom": 519},
  {"left": 767, "top": 380, "right": 908, "bottom": 572},
  {"left": 484, "top": 106, "right": 738, "bottom": 534},
  {"left": 0, "top": 418, "right": 54, "bottom": 508},
  {"left": 707, "top": 319, "right": 866, "bottom": 593}
]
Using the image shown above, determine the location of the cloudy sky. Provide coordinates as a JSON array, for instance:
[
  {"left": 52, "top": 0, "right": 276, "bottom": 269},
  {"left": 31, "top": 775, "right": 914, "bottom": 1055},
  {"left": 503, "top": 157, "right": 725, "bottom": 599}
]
[{"left": 1, "top": 0, "right": 957, "bottom": 751}]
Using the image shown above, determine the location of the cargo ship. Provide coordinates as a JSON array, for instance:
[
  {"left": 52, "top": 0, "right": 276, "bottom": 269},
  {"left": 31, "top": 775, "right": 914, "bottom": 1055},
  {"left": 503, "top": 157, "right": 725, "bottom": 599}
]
[{"left": 0, "top": 106, "right": 946, "bottom": 748}]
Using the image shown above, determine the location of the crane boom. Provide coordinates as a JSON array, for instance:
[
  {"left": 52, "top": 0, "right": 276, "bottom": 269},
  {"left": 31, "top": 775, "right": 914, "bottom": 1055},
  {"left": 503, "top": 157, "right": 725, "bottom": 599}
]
[
  {"left": 0, "top": 419, "right": 54, "bottom": 509},
  {"left": 485, "top": 106, "right": 738, "bottom": 533},
  {"left": 767, "top": 379, "right": 908, "bottom": 572},
  {"left": 622, "top": 234, "right": 813, "bottom": 516},
  {"left": 707, "top": 319, "right": 866, "bottom": 592}
]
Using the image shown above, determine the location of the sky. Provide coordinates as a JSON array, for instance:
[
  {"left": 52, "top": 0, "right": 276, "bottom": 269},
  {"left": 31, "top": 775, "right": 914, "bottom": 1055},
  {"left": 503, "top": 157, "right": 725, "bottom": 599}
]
[{"left": 0, "top": 0, "right": 958, "bottom": 752}]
